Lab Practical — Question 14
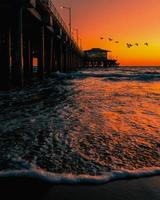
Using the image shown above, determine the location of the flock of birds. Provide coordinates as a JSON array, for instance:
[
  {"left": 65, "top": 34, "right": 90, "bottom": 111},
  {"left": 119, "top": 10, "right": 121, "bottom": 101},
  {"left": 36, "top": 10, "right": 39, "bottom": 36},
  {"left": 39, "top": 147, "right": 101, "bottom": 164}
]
[{"left": 100, "top": 37, "right": 149, "bottom": 48}]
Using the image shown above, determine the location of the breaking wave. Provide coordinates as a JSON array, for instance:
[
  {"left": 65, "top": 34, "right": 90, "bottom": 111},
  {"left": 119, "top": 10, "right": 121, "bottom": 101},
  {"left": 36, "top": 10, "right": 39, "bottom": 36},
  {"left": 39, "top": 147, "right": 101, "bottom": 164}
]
[{"left": 0, "top": 167, "right": 160, "bottom": 184}]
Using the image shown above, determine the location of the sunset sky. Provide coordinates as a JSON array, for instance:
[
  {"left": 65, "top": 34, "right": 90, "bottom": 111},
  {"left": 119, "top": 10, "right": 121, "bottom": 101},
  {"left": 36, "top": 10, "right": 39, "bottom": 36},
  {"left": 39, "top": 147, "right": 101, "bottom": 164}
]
[{"left": 54, "top": 0, "right": 160, "bottom": 66}]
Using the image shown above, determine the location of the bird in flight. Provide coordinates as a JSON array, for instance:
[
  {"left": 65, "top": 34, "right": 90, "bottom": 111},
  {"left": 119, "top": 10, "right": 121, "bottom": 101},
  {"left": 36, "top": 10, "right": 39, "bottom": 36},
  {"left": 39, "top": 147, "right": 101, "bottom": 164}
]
[
  {"left": 126, "top": 43, "right": 133, "bottom": 48},
  {"left": 126, "top": 43, "right": 130, "bottom": 48},
  {"left": 135, "top": 43, "right": 139, "bottom": 47},
  {"left": 108, "top": 38, "right": 113, "bottom": 41},
  {"left": 144, "top": 42, "right": 149, "bottom": 47},
  {"left": 100, "top": 36, "right": 149, "bottom": 48}
]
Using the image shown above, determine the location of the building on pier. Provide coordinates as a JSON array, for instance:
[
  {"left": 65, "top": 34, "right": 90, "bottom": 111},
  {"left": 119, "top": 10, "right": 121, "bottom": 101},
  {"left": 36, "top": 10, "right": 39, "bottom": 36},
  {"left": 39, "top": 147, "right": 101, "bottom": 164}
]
[
  {"left": 0, "top": 0, "right": 83, "bottom": 90},
  {"left": 84, "top": 48, "right": 119, "bottom": 68}
]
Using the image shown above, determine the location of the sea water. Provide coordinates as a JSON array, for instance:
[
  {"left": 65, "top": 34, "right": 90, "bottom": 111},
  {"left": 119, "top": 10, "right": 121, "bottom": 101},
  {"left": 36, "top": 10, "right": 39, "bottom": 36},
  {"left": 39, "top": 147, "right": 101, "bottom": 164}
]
[{"left": 0, "top": 66, "right": 160, "bottom": 183}]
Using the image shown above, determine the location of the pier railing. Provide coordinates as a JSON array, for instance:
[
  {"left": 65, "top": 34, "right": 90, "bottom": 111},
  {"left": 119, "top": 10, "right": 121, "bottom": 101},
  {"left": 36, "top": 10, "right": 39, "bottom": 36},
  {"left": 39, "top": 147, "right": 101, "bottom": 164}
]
[{"left": 41, "top": 0, "right": 80, "bottom": 50}]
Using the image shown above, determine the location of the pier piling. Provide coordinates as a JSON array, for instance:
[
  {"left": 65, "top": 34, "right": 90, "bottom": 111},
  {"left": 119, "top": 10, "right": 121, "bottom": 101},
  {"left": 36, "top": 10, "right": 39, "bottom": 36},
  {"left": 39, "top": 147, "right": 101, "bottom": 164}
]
[{"left": 0, "top": 0, "right": 83, "bottom": 89}]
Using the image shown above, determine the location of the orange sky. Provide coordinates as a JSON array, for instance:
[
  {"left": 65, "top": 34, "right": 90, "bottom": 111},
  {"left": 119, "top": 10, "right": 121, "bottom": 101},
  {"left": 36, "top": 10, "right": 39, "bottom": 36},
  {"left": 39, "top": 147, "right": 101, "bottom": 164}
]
[{"left": 54, "top": 0, "right": 160, "bottom": 66}]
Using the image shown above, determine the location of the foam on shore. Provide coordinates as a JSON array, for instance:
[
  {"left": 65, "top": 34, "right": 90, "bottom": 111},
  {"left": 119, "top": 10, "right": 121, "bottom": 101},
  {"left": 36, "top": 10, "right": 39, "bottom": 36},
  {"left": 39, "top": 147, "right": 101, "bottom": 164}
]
[{"left": 0, "top": 167, "right": 160, "bottom": 185}]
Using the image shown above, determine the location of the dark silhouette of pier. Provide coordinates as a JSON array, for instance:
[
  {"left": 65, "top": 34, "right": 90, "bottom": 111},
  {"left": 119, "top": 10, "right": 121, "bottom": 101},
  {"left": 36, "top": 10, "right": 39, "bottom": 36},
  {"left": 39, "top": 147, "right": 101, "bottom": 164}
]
[{"left": 0, "top": 0, "right": 83, "bottom": 89}]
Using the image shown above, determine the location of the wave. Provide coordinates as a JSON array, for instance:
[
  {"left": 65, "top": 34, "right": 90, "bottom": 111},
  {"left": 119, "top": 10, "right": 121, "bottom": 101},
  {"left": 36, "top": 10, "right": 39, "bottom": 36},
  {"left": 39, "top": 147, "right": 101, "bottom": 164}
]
[
  {"left": 53, "top": 69, "right": 160, "bottom": 82},
  {"left": 0, "top": 167, "right": 160, "bottom": 185}
]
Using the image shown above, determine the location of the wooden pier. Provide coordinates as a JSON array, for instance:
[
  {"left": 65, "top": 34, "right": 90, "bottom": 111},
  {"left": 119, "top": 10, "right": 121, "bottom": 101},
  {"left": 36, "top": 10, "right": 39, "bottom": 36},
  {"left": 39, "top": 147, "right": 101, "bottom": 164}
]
[{"left": 0, "top": 0, "right": 83, "bottom": 89}]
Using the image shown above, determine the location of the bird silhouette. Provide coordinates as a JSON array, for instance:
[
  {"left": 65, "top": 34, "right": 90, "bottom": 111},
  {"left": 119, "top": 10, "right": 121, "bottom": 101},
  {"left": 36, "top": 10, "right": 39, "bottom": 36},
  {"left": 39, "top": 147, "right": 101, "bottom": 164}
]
[
  {"left": 100, "top": 36, "right": 149, "bottom": 48},
  {"left": 135, "top": 43, "right": 139, "bottom": 47},
  {"left": 144, "top": 42, "right": 149, "bottom": 47},
  {"left": 126, "top": 43, "right": 130, "bottom": 48},
  {"left": 108, "top": 38, "right": 113, "bottom": 41},
  {"left": 126, "top": 43, "right": 133, "bottom": 48}
]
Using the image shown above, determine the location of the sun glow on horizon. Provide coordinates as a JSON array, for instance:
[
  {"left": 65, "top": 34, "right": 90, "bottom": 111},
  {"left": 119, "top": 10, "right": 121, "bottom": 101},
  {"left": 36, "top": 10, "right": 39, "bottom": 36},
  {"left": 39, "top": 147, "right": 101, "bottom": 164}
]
[{"left": 54, "top": 0, "right": 160, "bottom": 66}]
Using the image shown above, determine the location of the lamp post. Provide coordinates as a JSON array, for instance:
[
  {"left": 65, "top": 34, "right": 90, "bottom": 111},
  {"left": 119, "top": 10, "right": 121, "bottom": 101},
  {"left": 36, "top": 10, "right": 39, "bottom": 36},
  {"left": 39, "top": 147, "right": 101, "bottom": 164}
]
[
  {"left": 75, "top": 28, "right": 79, "bottom": 45},
  {"left": 79, "top": 38, "right": 82, "bottom": 50},
  {"left": 73, "top": 28, "right": 79, "bottom": 45},
  {"left": 61, "top": 6, "right": 72, "bottom": 36}
]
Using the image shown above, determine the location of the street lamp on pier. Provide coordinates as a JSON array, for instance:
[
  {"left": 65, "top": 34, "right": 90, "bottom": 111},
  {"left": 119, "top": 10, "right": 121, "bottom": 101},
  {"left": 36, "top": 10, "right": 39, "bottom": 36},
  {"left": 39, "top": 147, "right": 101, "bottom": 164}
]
[
  {"left": 61, "top": 6, "right": 72, "bottom": 36},
  {"left": 79, "top": 38, "right": 83, "bottom": 50},
  {"left": 73, "top": 28, "right": 79, "bottom": 46}
]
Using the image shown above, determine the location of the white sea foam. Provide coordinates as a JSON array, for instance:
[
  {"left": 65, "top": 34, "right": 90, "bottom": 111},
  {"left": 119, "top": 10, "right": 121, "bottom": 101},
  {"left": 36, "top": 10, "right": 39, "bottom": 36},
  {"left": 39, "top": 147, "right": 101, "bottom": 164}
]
[{"left": 0, "top": 167, "right": 160, "bottom": 184}]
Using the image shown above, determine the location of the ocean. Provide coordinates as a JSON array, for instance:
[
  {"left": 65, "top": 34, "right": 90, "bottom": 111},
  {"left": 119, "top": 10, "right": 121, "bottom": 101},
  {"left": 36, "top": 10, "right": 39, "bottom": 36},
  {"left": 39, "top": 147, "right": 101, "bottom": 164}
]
[{"left": 0, "top": 66, "right": 160, "bottom": 184}]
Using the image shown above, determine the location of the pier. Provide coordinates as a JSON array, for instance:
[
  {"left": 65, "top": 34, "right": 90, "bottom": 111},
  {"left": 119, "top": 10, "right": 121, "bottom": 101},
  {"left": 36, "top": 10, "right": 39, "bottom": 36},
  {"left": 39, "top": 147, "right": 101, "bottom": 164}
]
[{"left": 0, "top": 0, "right": 83, "bottom": 90}]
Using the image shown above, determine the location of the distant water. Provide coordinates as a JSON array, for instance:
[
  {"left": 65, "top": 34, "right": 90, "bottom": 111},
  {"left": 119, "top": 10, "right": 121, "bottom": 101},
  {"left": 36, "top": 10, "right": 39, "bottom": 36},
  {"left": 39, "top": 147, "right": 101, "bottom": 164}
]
[{"left": 0, "top": 66, "right": 160, "bottom": 183}]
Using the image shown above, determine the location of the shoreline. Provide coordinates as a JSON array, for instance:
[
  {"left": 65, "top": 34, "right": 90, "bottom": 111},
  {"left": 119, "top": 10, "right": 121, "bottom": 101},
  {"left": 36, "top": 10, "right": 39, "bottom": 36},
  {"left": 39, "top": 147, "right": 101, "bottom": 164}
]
[
  {"left": 0, "top": 167, "right": 160, "bottom": 184},
  {"left": 0, "top": 175, "right": 160, "bottom": 200}
]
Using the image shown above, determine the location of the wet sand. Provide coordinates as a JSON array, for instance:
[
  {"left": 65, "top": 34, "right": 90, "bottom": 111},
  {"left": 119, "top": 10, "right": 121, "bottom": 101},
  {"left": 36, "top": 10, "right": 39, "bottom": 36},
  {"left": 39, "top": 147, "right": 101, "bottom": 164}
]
[{"left": 0, "top": 176, "right": 160, "bottom": 200}]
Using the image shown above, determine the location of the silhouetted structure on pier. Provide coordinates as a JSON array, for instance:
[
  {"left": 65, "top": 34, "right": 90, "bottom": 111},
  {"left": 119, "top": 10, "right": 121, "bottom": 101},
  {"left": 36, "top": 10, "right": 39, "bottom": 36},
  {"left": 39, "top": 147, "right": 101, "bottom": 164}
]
[
  {"left": 0, "top": 0, "right": 83, "bottom": 89},
  {"left": 84, "top": 48, "right": 119, "bottom": 68}
]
